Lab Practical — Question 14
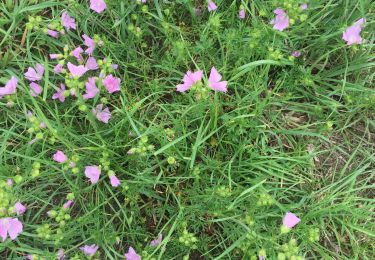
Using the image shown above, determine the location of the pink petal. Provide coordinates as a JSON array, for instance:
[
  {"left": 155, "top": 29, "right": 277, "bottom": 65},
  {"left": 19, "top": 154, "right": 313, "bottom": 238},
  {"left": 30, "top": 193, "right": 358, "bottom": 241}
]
[
  {"left": 125, "top": 247, "right": 141, "bottom": 260},
  {"left": 14, "top": 202, "right": 26, "bottom": 215},
  {"left": 52, "top": 84, "right": 66, "bottom": 103},
  {"left": 71, "top": 46, "right": 84, "bottom": 62},
  {"left": 80, "top": 244, "right": 99, "bottom": 256},
  {"left": 90, "top": 0, "right": 107, "bottom": 13},
  {"left": 54, "top": 64, "right": 63, "bottom": 74},
  {"left": 0, "top": 218, "right": 8, "bottom": 241},
  {"left": 102, "top": 75, "right": 121, "bottom": 93},
  {"left": 53, "top": 150, "right": 68, "bottom": 163},
  {"left": 208, "top": 1, "right": 217, "bottom": 12},
  {"left": 271, "top": 8, "right": 289, "bottom": 31},
  {"left": 0, "top": 76, "right": 17, "bottom": 97},
  {"left": 239, "top": 9, "right": 245, "bottom": 19},
  {"left": 63, "top": 200, "right": 73, "bottom": 209},
  {"left": 92, "top": 104, "right": 112, "bottom": 123},
  {"left": 85, "top": 166, "right": 101, "bottom": 184},
  {"left": 85, "top": 57, "right": 99, "bottom": 70},
  {"left": 283, "top": 212, "right": 301, "bottom": 228},
  {"left": 29, "top": 82, "right": 42, "bottom": 96},
  {"left": 24, "top": 64, "right": 44, "bottom": 81},
  {"left": 109, "top": 175, "right": 120, "bottom": 187},
  {"left": 83, "top": 77, "right": 99, "bottom": 99},
  {"left": 150, "top": 234, "right": 163, "bottom": 246},
  {"left": 67, "top": 62, "right": 88, "bottom": 78},
  {"left": 8, "top": 218, "right": 23, "bottom": 240},
  {"left": 47, "top": 29, "right": 59, "bottom": 38},
  {"left": 82, "top": 34, "right": 96, "bottom": 55},
  {"left": 61, "top": 11, "right": 76, "bottom": 30}
]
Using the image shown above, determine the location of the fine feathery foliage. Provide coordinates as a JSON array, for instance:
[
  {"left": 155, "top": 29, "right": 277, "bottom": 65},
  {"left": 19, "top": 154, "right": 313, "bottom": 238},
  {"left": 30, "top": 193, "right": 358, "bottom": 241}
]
[{"left": 0, "top": 0, "right": 374, "bottom": 259}]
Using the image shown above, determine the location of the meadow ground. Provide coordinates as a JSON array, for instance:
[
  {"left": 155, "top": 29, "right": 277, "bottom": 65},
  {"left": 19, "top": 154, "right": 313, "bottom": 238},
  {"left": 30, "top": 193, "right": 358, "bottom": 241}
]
[{"left": 0, "top": 0, "right": 374, "bottom": 259}]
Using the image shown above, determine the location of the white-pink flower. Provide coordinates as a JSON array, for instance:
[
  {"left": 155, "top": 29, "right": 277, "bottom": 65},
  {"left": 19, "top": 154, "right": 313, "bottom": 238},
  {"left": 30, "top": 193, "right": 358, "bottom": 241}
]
[
  {"left": 90, "top": 0, "right": 107, "bottom": 13},
  {"left": 84, "top": 166, "right": 101, "bottom": 184}
]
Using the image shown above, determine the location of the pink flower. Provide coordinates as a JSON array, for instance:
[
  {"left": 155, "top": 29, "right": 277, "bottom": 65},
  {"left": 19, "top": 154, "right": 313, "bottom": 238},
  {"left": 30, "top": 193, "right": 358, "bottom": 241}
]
[
  {"left": 61, "top": 11, "right": 76, "bottom": 30},
  {"left": 53, "top": 150, "right": 68, "bottom": 163},
  {"left": 14, "top": 202, "right": 26, "bottom": 215},
  {"left": 71, "top": 46, "right": 84, "bottom": 62},
  {"left": 208, "top": 66, "right": 227, "bottom": 92},
  {"left": 125, "top": 247, "right": 141, "bottom": 260},
  {"left": 29, "top": 82, "right": 42, "bottom": 97},
  {"left": 86, "top": 57, "right": 99, "bottom": 70},
  {"left": 0, "top": 76, "right": 17, "bottom": 97},
  {"left": 57, "top": 249, "right": 65, "bottom": 260},
  {"left": 239, "top": 9, "right": 245, "bottom": 19},
  {"left": 283, "top": 212, "right": 300, "bottom": 228},
  {"left": 6, "top": 179, "right": 13, "bottom": 186},
  {"left": 271, "top": 8, "right": 289, "bottom": 31},
  {"left": 80, "top": 244, "right": 99, "bottom": 256},
  {"left": 102, "top": 75, "right": 121, "bottom": 93},
  {"left": 63, "top": 200, "right": 73, "bottom": 209},
  {"left": 176, "top": 70, "right": 203, "bottom": 92},
  {"left": 85, "top": 166, "right": 101, "bottom": 184},
  {"left": 207, "top": 1, "right": 217, "bottom": 12},
  {"left": 150, "top": 234, "right": 163, "bottom": 246},
  {"left": 67, "top": 62, "right": 88, "bottom": 78},
  {"left": 54, "top": 64, "right": 64, "bottom": 74},
  {"left": 52, "top": 84, "right": 66, "bottom": 103},
  {"left": 343, "top": 18, "right": 365, "bottom": 45},
  {"left": 50, "top": 54, "right": 61, "bottom": 59},
  {"left": 0, "top": 217, "right": 23, "bottom": 241},
  {"left": 292, "top": 51, "right": 301, "bottom": 57},
  {"left": 109, "top": 175, "right": 120, "bottom": 187},
  {"left": 90, "top": 0, "right": 107, "bottom": 13},
  {"left": 24, "top": 63, "right": 44, "bottom": 81},
  {"left": 47, "top": 29, "right": 59, "bottom": 38},
  {"left": 83, "top": 77, "right": 99, "bottom": 99},
  {"left": 82, "top": 34, "right": 96, "bottom": 55},
  {"left": 92, "top": 104, "right": 111, "bottom": 123},
  {"left": 300, "top": 3, "right": 308, "bottom": 10},
  {"left": 137, "top": 0, "right": 147, "bottom": 3}
]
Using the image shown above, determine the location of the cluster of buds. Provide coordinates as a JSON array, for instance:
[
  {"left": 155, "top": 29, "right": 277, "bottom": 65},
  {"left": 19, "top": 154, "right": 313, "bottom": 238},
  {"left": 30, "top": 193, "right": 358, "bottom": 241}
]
[
  {"left": 268, "top": 47, "right": 284, "bottom": 60},
  {"left": 27, "top": 112, "right": 52, "bottom": 144},
  {"left": 31, "top": 162, "right": 41, "bottom": 178},
  {"left": 179, "top": 229, "right": 198, "bottom": 249},
  {"left": 278, "top": 239, "right": 303, "bottom": 260},
  {"left": 257, "top": 193, "right": 274, "bottom": 206},
  {"left": 215, "top": 185, "right": 232, "bottom": 197},
  {"left": 127, "top": 136, "right": 154, "bottom": 156},
  {"left": 26, "top": 16, "right": 43, "bottom": 30},
  {"left": 276, "top": 0, "right": 308, "bottom": 24}
]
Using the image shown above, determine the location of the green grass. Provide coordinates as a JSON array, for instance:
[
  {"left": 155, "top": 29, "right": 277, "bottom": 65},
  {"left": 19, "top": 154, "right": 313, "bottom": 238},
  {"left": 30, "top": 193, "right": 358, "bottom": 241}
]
[{"left": 0, "top": 0, "right": 374, "bottom": 259}]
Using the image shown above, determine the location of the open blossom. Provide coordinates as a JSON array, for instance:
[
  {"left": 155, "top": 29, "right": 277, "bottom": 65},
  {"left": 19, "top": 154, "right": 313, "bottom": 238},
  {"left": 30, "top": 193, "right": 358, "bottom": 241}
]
[
  {"left": 61, "top": 11, "right": 76, "bottom": 30},
  {"left": 52, "top": 84, "right": 67, "bottom": 103},
  {"left": 82, "top": 34, "right": 101, "bottom": 55},
  {"left": 71, "top": 46, "right": 84, "bottom": 62},
  {"left": 343, "top": 18, "right": 365, "bottom": 45},
  {"left": 0, "top": 76, "right": 17, "bottom": 97},
  {"left": 83, "top": 77, "right": 99, "bottom": 100},
  {"left": 0, "top": 217, "right": 23, "bottom": 241},
  {"left": 208, "top": 66, "right": 227, "bottom": 92},
  {"left": 90, "top": 0, "right": 106, "bottom": 13},
  {"left": 239, "top": 9, "right": 245, "bottom": 19},
  {"left": 176, "top": 70, "right": 203, "bottom": 92},
  {"left": 85, "top": 166, "right": 101, "bottom": 184},
  {"left": 80, "top": 244, "right": 99, "bottom": 256},
  {"left": 92, "top": 104, "right": 111, "bottom": 123},
  {"left": 53, "top": 150, "right": 67, "bottom": 163},
  {"left": 109, "top": 175, "right": 120, "bottom": 187},
  {"left": 150, "top": 234, "right": 163, "bottom": 246},
  {"left": 54, "top": 64, "right": 63, "bottom": 74},
  {"left": 24, "top": 63, "right": 44, "bottom": 81},
  {"left": 137, "top": 0, "right": 147, "bottom": 3},
  {"left": 47, "top": 29, "right": 59, "bottom": 38},
  {"left": 283, "top": 212, "right": 301, "bottom": 228},
  {"left": 207, "top": 1, "right": 217, "bottom": 12},
  {"left": 67, "top": 62, "right": 88, "bottom": 78},
  {"left": 86, "top": 57, "right": 99, "bottom": 70},
  {"left": 14, "top": 202, "right": 26, "bottom": 215},
  {"left": 29, "top": 82, "right": 42, "bottom": 97},
  {"left": 271, "top": 8, "right": 289, "bottom": 31},
  {"left": 102, "top": 75, "right": 121, "bottom": 93},
  {"left": 125, "top": 247, "right": 141, "bottom": 260}
]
